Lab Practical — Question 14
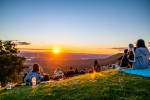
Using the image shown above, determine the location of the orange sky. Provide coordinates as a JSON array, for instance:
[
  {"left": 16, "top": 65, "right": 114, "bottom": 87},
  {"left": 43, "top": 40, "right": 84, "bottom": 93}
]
[{"left": 18, "top": 44, "right": 122, "bottom": 54}]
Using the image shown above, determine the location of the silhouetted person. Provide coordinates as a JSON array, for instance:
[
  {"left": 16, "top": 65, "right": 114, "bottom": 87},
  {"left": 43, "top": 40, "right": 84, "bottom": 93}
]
[
  {"left": 88, "top": 68, "right": 93, "bottom": 73},
  {"left": 67, "top": 67, "right": 75, "bottom": 77},
  {"left": 93, "top": 60, "right": 101, "bottom": 72},
  {"left": 80, "top": 69, "right": 86, "bottom": 75},
  {"left": 120, "top": 49, "right": 131, "bottom": 68},
  {"left": 74, "top": 68, "right": 79, "bottom": 76}
]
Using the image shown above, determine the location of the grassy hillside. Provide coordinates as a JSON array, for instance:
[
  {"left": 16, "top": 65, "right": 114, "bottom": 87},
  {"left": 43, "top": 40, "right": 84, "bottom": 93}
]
[{"left": 0, "top": 70, "right": 150, "bottom": 100}]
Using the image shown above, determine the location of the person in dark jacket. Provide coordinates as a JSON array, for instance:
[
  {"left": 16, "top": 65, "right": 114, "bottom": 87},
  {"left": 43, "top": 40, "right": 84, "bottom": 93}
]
[
  {"left": 74, "top": 68, "right": 79, "bottom": 76},
  {"left": 120, "top": 49, "right": 131, "bottom": 68},
  {"left": 66, "top": 67, "right": 75, "bottom": 77}
]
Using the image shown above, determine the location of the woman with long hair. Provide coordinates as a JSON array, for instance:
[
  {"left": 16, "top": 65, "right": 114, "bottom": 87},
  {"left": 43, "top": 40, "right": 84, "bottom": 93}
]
[
  {"left": 54, "top": 67, "right": 64, "bottom": 79},
  {"left": 24, "top": 63, "right": 43, "bottom": 85},
  {"left": 132, "top": 39, "right": 149, "bottom": 69}
]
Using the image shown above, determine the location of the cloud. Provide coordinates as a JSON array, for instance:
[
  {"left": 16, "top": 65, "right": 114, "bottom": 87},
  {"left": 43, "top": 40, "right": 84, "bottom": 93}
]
[
  {"left": 18, "top": 48, "right": 51, "bottom": 51},
  {"left": 109, "top": 47, "right": 128, "bottom": 51},
  {"left": 17, "top": 42, "right": 31, "bottom": 45}
]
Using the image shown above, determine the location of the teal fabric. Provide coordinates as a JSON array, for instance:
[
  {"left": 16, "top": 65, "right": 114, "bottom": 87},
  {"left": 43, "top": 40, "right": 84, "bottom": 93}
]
[{"left": 121, "top": 66, "right": 150, "bottom": 77}]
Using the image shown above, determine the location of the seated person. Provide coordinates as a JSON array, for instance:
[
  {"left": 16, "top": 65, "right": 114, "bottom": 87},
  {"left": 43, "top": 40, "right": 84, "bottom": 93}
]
[
  {"left": 24, "top": 63, "right": 43, "bottom": 85},
  {"left": 53, "top": 67, "right": 64, "bottom": 80},
  {"left": 74, "top": 68, "right": 79, "bottom": 76},
  {"left": 120, "top": 49, "right": 132, "bottom": 68},
  {"left": 93, "top": 60, "right": 101, "bottom": 72},
  {"left": 67, "top": 67, "right": 75, "bottom": 77},
  {"left": 88, "top": 68, "right": 93, "bottom": 73},
  {"left": 80, "top": 69, "right": 86, "bottom": 75},
  {"left": 132, "top": 39, "right": 149, "bottom": 69}
]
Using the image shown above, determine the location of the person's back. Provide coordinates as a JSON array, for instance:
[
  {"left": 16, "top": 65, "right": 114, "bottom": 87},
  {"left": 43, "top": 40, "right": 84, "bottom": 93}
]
[
  {"left": 120, "top": 49, "right": 130, "bottom": 67},
  {"left": 67, "top": 70, "right": 74, "bottom": 77},
  {"left": 132, "top": 39, "right": 149, "bottom": 69},
  {"left": 24, "top": 70, "right": 42, "bottom": 85},
  {"left": 80, "top": 69, "right": 86, "bottom": 75},
  {"left": 132, "top": 47, "right": 149, "bottom": 69},
  {"left": 54, "top": 70, "right": 63, "bottom": 77},
  {"left": 93, "top": 60, "right": 101, "bottom": 72},
  {"left": 74, "top": 68, "right": 79, "bottom": 76},
  {"left": 67, "top": 67, "right": 74, "bottom": 77},
  {"left": 24, "top": 63, "right": 43, "bottom": 85},
  {"left": 54, "top": 67, "right": 64, "bottom": 78}
]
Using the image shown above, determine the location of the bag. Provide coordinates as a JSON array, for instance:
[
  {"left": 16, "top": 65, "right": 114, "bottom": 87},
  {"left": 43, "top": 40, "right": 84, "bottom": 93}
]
[{"left": 127, "top": 51, "right": 134, "bottom": 61}]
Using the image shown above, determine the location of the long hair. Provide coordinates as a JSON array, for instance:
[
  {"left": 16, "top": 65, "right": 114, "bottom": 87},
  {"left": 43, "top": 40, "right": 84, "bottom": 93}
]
[
  {"left": 32, "top": 63, "right": 40, "bottom": 72},
  {"left": 54, "top": 67, "right": 61, "bottom": 73},
  {"left": 136, "top": 39, "right": 146, "bottom": 48}
]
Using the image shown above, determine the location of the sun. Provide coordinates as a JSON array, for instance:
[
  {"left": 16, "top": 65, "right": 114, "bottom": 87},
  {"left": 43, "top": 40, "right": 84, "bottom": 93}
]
[{"left": 53, "top": 49, "right": 59, "bottom": 53}]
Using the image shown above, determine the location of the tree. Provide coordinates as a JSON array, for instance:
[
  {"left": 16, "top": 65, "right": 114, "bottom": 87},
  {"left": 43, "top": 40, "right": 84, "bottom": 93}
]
[{"left": 0, "top": 40, "right": 28, "bottom": 86}]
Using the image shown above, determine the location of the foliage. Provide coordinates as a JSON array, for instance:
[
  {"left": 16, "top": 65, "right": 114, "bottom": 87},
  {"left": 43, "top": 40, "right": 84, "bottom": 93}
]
[
  {"left": 0, "top": 70, "right": 150, "bottom": 100},
  {"left": 0, "top": 40, "right": 28, "bottom": 86}
]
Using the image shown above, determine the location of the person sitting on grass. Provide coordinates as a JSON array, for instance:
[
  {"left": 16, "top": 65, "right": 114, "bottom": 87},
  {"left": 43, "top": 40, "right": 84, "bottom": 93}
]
[
  {"left": 66, "top": 67, "right": 75, "bottom": 77},
  {"left": 132, "top": 39, "right": 149, "bottom": 69},
  {"left": 93, "top": 60, "right": 101, "bottom": 72},
  {"left": 24, "top": 63, "right": 43, "bottom": 85},
  {"left": 74, "top": 68, "right": 79, "bottom": 76},
  {"left": 79, "top": 69, "right": 86, "bottom": 75},
  {"left": 119, "top": 49, "right": 132, "bottom": 68},
  {"left": 53, "top": 67, "right": 64, "bottom": 80},
  {"left": 88, "top": 68, "right": 93, "bottom": 73}
]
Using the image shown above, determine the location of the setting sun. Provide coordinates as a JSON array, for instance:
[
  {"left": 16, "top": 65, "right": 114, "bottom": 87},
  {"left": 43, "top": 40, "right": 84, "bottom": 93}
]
[{"left": 53, "top": 49, "right": 59, "bottom": 53}]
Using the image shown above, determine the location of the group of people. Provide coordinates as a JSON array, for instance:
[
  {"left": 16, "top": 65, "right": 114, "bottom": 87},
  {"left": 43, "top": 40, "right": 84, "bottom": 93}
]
[
  {"left": 118, "top": 39, "right": 149, "bottom": 69},
  {"left": 23, "top": 59, "right": 103, "bottom": 85},
  {"left": 23, "top": 39, "right": 149, "bottom": 85}
]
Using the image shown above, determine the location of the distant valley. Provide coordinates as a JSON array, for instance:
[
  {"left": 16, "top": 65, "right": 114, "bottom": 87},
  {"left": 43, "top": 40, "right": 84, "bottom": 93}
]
[{"left": 19, "top": 52, "right": 123, "bottom": 76}]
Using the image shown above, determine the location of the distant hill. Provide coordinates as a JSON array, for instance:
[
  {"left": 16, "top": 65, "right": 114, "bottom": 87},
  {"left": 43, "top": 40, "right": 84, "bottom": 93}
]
[
  {"left": 19, "top": 52, "right": 111, "bottom": 59},
  {"left": 97, "top": 53, "right": 123, "bottom": 65}
]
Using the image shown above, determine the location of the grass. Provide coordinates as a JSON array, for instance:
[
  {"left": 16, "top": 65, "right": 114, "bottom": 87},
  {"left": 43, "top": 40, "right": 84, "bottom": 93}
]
[{"left": 0, "top": 69, "right": 150, "bottom": 100}]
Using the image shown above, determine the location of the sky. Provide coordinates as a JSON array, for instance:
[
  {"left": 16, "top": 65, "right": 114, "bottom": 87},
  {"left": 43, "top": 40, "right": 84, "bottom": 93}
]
[{"left": 0, "top": 0, "right": 150, "bottom": 54}]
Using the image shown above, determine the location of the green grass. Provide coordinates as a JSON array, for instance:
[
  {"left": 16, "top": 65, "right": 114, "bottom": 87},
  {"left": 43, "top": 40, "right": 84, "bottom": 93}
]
[{"left": 0, "top": 70, "right": 150, "bottom": 100}]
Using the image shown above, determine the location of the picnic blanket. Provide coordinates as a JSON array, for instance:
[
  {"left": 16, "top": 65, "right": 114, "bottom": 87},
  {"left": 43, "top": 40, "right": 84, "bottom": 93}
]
[{"left": 121, "top": 66, "right": 150, "bottom": 78}]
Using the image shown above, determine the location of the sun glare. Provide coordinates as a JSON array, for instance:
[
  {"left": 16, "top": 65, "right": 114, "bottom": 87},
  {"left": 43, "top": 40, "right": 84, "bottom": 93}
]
[{"left": 53, "top": 49, "right": 59, "bottom": 53}]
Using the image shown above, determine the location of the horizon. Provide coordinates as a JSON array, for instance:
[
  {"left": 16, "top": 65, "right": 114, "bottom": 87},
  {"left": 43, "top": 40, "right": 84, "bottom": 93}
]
[{"left": 0, "top": 0, "right": 150, "bottom": 54}]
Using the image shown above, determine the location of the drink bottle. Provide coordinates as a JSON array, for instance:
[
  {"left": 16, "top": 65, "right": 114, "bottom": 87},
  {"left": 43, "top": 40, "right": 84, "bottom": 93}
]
[{"left": 32, "top": 75, "right": 36, "bottom": 87}]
